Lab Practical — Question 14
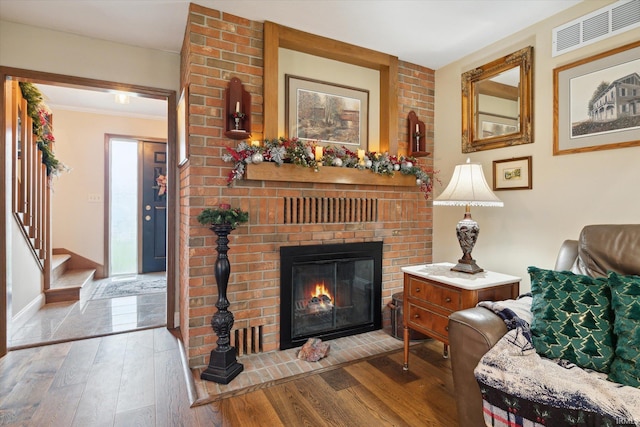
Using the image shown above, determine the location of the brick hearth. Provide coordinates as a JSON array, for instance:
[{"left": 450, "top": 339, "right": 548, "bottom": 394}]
[
  {"left": 179, "top": 4, "right": 435, "bottom": 369},
  {"left": 191, "top": 330, "right": 406, "bottom": 405}
]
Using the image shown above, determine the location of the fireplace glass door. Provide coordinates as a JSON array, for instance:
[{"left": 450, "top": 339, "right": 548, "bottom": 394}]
[
  {"left": 292, "top": 258, "right": 373, "bottom": 338},
  {"left": 280, "top": 242, "right": 382, "bottom": 349}
]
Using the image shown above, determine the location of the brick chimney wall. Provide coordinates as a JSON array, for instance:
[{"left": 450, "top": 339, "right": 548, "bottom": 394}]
[{"left": 180, "top": 4, "right": 435, "bottom": 368}]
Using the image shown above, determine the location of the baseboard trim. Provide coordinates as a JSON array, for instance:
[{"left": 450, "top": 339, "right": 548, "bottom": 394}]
[{"left": 12, "top": 294, "right": 45, "bottom": 332}]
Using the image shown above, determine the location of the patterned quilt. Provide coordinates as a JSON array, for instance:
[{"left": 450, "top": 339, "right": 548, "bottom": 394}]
[{"left": 474, "top": 298, "right": 640, "bottom": 427}]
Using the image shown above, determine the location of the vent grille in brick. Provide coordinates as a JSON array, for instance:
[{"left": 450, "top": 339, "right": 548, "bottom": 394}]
[{"left": 283, "top": 197, "right": 378, "bottom": 224}]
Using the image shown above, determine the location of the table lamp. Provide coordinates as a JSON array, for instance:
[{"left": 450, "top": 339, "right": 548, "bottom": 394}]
[{"left": 433, "top": 159, "right": 503, "bottom": 274}]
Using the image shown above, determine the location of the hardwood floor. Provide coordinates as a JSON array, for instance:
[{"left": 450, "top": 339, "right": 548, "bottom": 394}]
[{"left": 0, "top": 328, "right": 458, "bottom": 426}]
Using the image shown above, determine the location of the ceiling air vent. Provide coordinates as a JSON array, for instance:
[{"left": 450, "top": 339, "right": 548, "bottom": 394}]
[{"left": 552, "top": 0, "right": 640, "bottom": 57}]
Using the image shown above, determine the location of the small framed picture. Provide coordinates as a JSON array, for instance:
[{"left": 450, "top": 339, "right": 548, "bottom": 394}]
[{"left": 493, "top": 156, "right": 532, "bottom": 191}]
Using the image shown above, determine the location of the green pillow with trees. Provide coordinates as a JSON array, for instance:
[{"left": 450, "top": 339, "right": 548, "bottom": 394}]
[{"left": 529, "top": 266, "right": 615, "bottom": 374}]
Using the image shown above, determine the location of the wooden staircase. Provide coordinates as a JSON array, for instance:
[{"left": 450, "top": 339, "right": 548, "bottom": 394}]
[
  {"left": 45, "top": 253, "right": 97, "bottom": 303},
  {"left": 7, "top": 81, "right": 104, "bottom": 305}
]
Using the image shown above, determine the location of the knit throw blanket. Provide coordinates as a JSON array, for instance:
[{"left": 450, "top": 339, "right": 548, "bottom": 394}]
[{"left": 474, "top": 297, "right": 640, "bottom": 427}]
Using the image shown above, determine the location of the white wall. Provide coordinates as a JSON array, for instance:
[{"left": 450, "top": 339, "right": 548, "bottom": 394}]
[
  {"left": 51, "top": 109, "right": 167, "bottom": 264},
  {"left": 0, "top": 20, "right": 179, "bottom": 91},
  {"left": 10, "top": 220, "right": 43, "bottom": 318},
  {"left": 434, "top": 0, "right": 640, "bottom": 292}
]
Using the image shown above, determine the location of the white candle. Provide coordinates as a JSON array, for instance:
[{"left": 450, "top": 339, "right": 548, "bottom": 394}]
[
  {"left": 315, "top": 146, "right": 323, "bottom": 162},
  {"left": 251, "top": 140, "right": 260, "bottom": 147},
  {"left": 415, "top": 124, "right": 419, "bottom": 133},
  {"left": 357, "top": 149, "right": 365, "bottom": 160},
  {"left": 236, "top": 101, "right": 240, "bottom": 113}
]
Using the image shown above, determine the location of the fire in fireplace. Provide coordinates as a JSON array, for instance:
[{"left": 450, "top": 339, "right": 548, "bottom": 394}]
[{"left": 280, "top": 241, "right": 383, "bottom": 349}]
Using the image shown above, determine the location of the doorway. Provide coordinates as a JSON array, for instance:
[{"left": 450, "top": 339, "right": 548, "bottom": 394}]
[
  {"left": 108, "top": 137, "right": 167, "bottom": 276},
  {"left": 0, "top": 67, "right": 177, "bottom": 355}
]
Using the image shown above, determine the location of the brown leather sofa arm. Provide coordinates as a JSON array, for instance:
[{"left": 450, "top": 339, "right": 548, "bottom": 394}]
[{"left": 448, "top": 307, "right": 508, "bottom": 427}]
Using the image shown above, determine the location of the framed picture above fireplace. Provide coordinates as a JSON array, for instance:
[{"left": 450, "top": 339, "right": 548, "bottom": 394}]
[{"left": 285, "top": 74, "right": 369, "bottom": 149}]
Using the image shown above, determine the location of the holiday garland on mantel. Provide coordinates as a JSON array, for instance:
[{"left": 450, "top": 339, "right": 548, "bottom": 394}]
[
  {"left": 223, "top": 138, "right": 438, "bottom": 199},
  {"left": 19, "top": 82, "right": 67, "bottom": 176}
]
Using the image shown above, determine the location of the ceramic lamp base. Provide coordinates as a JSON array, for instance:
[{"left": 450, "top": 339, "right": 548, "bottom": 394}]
[{"left": 452, "top": 208, "right": 483, "bottom": 274}]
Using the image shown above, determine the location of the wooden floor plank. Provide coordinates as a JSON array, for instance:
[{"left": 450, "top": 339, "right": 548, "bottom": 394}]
[
  {"left": 114, "top": 404, "right": 156, "bottom": 427},
  {"left": 340, "top": 382, "right": 413, "bottom": 426},
  {"left": 124, "top": 329, "right": 155, "bottom": 361},
  {"left": 291, "top": 374, "right": 373, "bottom": 426},
  {"left": 192, "top": 401, "right": 225, "bottom": 426},
  {"left": 0, "top": 347, "right": 45, "bottom": 402},
  {"left": 346, "top": 360, "right": 448, "bottom": 426},
  {"left": 222, "top": 390, "right": 284, "bottom": 427},
  {"left": 51, "top": 338, "right": 101, "bottom": 388},
  {"left": 72, "top": 336, "right": 125, "bottom": 427},
  {"left": 383, "top": 344, "right": 459, "bottom": 426},
  {"left": 390, "top": 342, "right": 457, "bottom": 414},
  {"left": 367, "top": 354, "right": 420, "bottom": 384},
  {"left": 388, "top": 350, "right": 458, "bottom": 423},
  {"left": 154, "top": 347, "right": 200, "bottom": 426},
  {"left": 153, "top": 327, "right": 178, "bottom": 353},
  {"left": 28, "top": 382, "right": 85, "bottom": 426},
  {"left": 319, "top": 367, "right": 360, "bottom": 391},
  {"left": 92, "top": 332, "right": 128, "bottom": 366},
  {"left": 116, "top": 331, "right": 156, "bottom": 414},
  {"left": 0, "top": 343, "right": 71, "bottom": 400},
  {"left": 262, "top": 380, "right": 329, "bottom": 426},
  {"left": 0, "top": 347, "right": 69, "bottom": 425}
]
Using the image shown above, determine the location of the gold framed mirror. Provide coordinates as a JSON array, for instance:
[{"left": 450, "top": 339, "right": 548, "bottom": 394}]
[{"left": 462, "top": 46, "right": 533, "bottom": 153}]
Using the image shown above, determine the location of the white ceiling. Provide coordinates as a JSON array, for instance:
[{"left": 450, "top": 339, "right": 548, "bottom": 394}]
[
  {"left": 35, "top": 83, "right": 169, "bottom": 120},
  {"left": 0, "top": 0, "right": 583, "bottom": 117}
]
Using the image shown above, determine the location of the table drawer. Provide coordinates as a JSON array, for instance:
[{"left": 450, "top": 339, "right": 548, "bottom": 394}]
[
  {"left": 407, "top": 276, "right": 461, "bottom": 311},
  {"left": 407, "top": 303, "right": 450, "bottom": 340}
]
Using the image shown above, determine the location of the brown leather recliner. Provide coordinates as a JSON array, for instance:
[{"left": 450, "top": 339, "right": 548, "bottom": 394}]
[{"left": 447, "top": 224, "right": 640, "bottom": 427}]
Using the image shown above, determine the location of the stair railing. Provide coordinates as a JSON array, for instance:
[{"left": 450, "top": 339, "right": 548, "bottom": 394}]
[{"left": 9, "top": 80, "right": 52, "bottom": 290}]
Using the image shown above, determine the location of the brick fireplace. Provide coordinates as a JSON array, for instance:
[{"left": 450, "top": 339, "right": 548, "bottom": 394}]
[{"left": 179, "top": 4, "right": 435, "bottom": 368}]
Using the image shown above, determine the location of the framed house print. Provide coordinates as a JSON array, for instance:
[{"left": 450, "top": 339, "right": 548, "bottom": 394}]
[{"left": 554, "top": 41, "right": 640, "bottom": 155}]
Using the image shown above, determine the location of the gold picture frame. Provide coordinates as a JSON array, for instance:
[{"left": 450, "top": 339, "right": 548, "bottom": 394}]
[
  {"left": 462, "top": 46, "right": 533, "bottom": 153},
  {"left": 553, "top": 41, "right": 640, "bottom": 155}
]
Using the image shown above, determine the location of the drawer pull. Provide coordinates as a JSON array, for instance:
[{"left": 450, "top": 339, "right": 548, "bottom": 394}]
[
  {"left": 415, "top": 288, "right": 421, "bottom": 293},
  {"left": 413, "top": 314, "right": 420, "bottom": 319},
  {"left": 445, "top": 326, "right": 449, "bottom": 331},
  {"left": 445, "top": 297, "right": 452, "bottom": 303}
]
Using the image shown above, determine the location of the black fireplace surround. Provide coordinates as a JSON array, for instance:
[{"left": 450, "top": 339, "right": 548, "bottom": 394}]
[{"left": 280, "top": 241, "right": 383, "bottom": 349}]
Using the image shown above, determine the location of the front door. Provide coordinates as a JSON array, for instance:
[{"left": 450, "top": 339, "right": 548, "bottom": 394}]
[{"left": 141, "top": 141, "right": 167, "bottom": 273}]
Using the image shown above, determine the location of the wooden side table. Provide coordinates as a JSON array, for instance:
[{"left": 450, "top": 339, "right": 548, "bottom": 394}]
[{"left": 401, "top": 262, "right": 520, "bottom": 370}]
